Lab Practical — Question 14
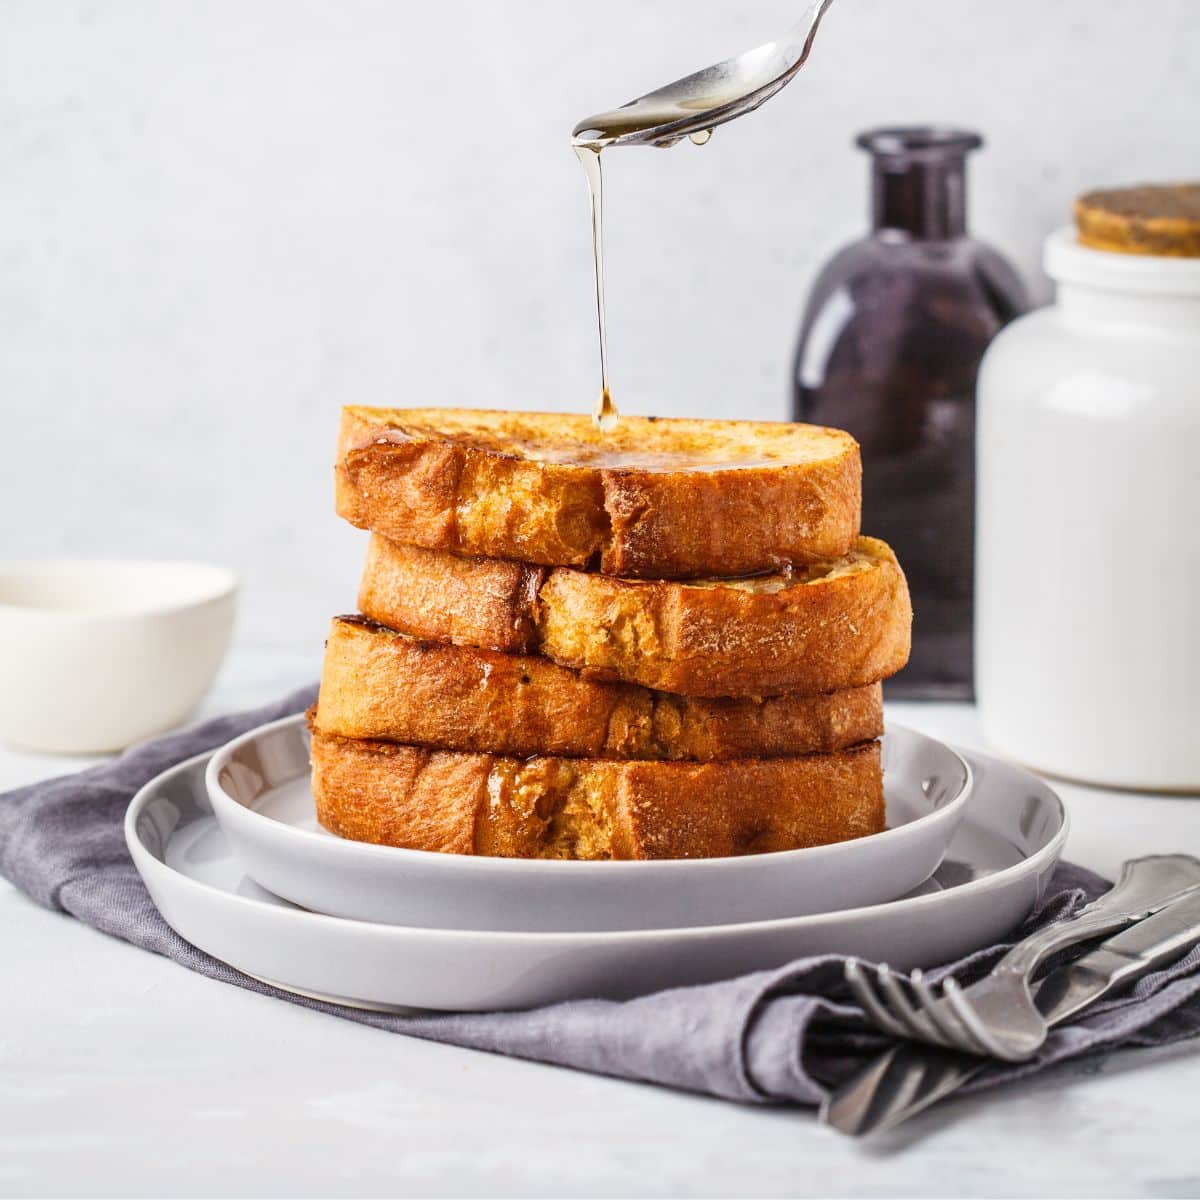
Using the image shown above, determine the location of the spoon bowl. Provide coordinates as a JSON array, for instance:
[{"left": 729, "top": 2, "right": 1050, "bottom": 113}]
[{"left": 572, "top": 0, "right": 835, "bottom": 149}]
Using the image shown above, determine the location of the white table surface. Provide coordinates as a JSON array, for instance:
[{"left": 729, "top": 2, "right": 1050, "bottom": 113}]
[{"left": 3, "top": 646, "right": 1199, "bottom": 1199}]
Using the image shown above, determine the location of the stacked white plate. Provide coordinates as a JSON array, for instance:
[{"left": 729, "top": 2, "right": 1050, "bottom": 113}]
[{"left": 126, "top": 717, "right": 1067, "bottom": 1012}]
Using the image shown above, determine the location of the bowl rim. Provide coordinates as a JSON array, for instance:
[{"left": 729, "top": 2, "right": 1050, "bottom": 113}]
[
  {"left": 0, "top": 558, "right": 238, "bottom": 619},
  {"left": 129, "top": 743, "right": 1068, "bottom": 945},
  {"left": 204, "top": 712, "right": 975, "bottom": 876}
]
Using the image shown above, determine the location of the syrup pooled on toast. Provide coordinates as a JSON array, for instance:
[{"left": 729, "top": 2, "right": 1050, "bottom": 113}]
[
  {"left": 572, "top": 118, "right": 712, "bottom": 433},
  {"left": 357, "top": 421, "right": 781, "bottom": 472}
]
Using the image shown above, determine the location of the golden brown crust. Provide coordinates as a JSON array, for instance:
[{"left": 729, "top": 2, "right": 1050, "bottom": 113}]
[
  {"left": 357, "top": 534, "right": 545, "bottom": 654},
  {"left": 1075, "top": 183, "right": 1200, "bottom": 257},
  {"left": 358, "top": 534, "right": 912, "bottom": 699},
  {"left": 309, "top": 721, "right": 884, "bottom": 860},
  {"left": 335, "top": 406, "right": 862, "bottom": 578},
  {"left": 539, "top": 536, "right": 911, "bottom": 697},
  {"left": 317, "top": 615, "right": 884, "bottom": 760}
]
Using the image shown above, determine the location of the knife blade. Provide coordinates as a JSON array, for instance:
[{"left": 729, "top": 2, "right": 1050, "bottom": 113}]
[
  {"left": 1036, "top": 882, "right": 1200, "bottom": 1024},
  {"left": 822, "top": 883, "right": 1200, "bottom": 1136}
]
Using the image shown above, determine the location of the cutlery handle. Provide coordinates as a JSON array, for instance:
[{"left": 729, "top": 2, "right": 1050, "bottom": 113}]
[
  {"left": 996, "top": 855, "right": 1200, "bottom": 979},
  {"left": 1037, "top": 885, "right": 1200, "bottom": 1025}
]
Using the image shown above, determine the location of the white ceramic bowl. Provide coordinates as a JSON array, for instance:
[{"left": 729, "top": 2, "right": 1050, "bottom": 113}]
[
  {"left": 207, "top": 715, "right": 972, "bottom": 932},
  {"left": 0, "top": 559, "right": 237, "bottom": 753}
]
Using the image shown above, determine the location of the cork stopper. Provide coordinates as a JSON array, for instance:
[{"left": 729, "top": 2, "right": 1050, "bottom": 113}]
[{"left": 1074, "top": 183, "right": 1200, "bottom": 258}]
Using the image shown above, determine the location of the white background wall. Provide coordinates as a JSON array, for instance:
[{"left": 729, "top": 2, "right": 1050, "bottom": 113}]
[{"left": 2, "top": 0, "right": 1197, "bottom": 656}]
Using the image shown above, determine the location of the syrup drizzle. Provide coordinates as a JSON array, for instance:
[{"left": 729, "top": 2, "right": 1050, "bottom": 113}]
[
  {"left": 573, "top": 126, "right": 712, "bottom": 433},
  {"left": 573, "top": 143, "right": 617, "bottom": 433}
]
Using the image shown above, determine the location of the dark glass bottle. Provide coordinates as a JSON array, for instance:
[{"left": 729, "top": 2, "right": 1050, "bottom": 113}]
[{"left": 792, "top": 127, "right": 1028, "bottom": 699}]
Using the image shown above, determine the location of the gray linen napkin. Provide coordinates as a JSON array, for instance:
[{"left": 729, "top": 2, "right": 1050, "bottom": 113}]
[{"left": 3, "top": 686, "right": 1199, "bottom": 1108}]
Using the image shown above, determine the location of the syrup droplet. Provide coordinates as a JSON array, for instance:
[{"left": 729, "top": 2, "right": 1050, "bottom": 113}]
[
  {"left": 689, "top": 128, "right": 713, "bottom": 145},
  {"left": 594, "top": 387, "right": 619, "bottom": 433}
]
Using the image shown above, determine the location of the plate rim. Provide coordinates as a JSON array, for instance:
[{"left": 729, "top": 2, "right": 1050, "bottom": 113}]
[
  {"left": 203, "top": 712, "right": 975, "bottom": 876},
  {"left": 127, "top": 740, "right": 1069, "bottom": 947}
]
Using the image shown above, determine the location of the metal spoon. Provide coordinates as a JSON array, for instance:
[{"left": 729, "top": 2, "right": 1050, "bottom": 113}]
[{"left": 571, "top": 0, "right": 835, "bottom": 149}]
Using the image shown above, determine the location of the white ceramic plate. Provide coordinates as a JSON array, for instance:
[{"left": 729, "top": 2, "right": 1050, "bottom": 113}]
[
  {"left": 127, "top": 744, "right": 1067, "bottom": 1012},
  {"left": 204, "top": 716, "right": 971, "bottom": 931}
]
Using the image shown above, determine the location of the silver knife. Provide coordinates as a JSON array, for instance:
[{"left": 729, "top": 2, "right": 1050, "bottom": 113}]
[{"left": 823, "top": 882, "right": 1200, "bottom": 1136}]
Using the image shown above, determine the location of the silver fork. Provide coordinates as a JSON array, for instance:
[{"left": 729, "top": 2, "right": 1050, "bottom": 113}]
[
  {"left": 846, "top": 961, "right": 1017, "bottom": 1058},
  {"left": 844, "top": 855, "right": 1200, "bottom": 1062}
]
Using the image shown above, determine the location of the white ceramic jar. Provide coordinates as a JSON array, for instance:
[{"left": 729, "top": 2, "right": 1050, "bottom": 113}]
[{"left": 976, "top": 228, "right": 1200, "bottom": 791}]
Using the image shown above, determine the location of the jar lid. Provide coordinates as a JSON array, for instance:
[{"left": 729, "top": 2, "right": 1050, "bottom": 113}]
[{"left": 1074, "top": 183, "right": 1200, "bottom": 258}]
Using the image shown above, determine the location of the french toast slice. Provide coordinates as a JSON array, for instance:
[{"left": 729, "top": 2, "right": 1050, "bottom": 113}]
[
  {"left": 318, "top": 615, "right": 883, "bottom": 760},
  {"left": 309, "top": 720, "right": 884, "bottom": 860},
  {"left": 336, "top": 406, "right": 862, "bottom": 578},
  {"left": 356, "top": 530, "right": 546, "bottom": 653},
  {"left": 358, "top": 534, "right": 912, "bottom": 698}
]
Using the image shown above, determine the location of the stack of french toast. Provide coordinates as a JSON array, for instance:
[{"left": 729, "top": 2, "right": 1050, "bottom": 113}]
[{"left": 310, "top": 407, "right": 913, "bottom": 860}]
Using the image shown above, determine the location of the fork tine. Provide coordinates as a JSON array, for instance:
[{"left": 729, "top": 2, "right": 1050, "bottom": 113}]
[
  {"left": 906, "top": 969, "right": 976, "bottom": 1053},
  {"left": 873, "top": 960, "right": 955, "bottom": 1046},
  {"left": 940, "top": 976, "right": 1013, "bottom": 1059},
  {"left": 874, "top": 965, "right": 951, "bottom": 1047},
  {"left": 906, "top": 970, "right": 956, "bottom": 1041},
  {"left": 844, "top": 960, "right": 909, "bottom": 1039}
]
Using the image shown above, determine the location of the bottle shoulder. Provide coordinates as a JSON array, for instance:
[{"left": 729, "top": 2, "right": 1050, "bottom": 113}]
[
  {"left": 807, "top": 234, "right": 1021, "bottom": 280},
  {"left": 801, "top": 234, "right": 1027, "bottom": 322},
  {"left": 980, "top": 304, "right": 1199, "bottom": 424},
  {"left": 987, "top": 301, "right": 1199, "bottom": 359},
  {"left": 984, "top": 305, "right": 1060, "bottom": 351},
  {"left": 969, "top": 240, "right": 1029, "bottom": 302}
]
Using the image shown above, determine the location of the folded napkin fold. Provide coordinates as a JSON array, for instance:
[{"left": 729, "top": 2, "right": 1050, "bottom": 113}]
[{"left": 3, "top": 687, "right": 1199, "bottom": 1109}]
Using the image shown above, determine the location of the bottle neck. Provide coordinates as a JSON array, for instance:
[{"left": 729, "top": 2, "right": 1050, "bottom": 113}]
[{"left": 871, "top": 156, "right": 968, "bottom": 239}]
